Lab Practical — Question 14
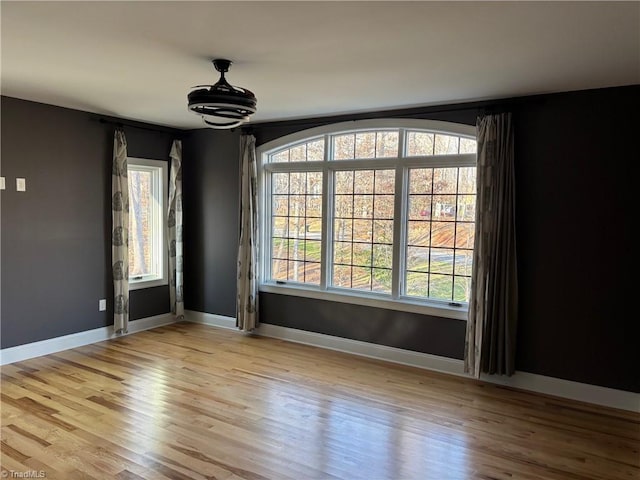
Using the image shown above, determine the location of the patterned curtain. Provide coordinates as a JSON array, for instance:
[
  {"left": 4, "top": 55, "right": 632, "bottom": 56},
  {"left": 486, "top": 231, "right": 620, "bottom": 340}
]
[
  {"left": 112, "top": 129, "right": 129, "bottom": 334},
  {"left": 465, "top": 113, "right": 518, "bottom": 377},
  {"left": 168, "top": 140, "right": 184, "bottom": 318},
  {"left": 236, "top": 134, "right": 258, "bottom": 331}
]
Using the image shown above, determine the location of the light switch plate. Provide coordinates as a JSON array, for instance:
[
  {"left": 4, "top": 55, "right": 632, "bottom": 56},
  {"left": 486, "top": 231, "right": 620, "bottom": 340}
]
[
  {"left": 99, "top": 299, "right": 107, "bottom": 311},
  {"left": 0, "top": 177, "right": 5, "bottom": 190},
  {"left": 16, "top": 178, "right": 26, "bottom": 192}
]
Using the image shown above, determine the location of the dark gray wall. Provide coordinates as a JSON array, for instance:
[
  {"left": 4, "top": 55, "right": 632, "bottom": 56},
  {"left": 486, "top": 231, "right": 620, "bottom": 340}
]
[
  {"left": 182, "top": 128, "right": 241, "bottom": 317},
  {"left": 511, "top": 87, "right": 638, "bottom": 392},
  {"left": 1, "top": 96, "right": 178, "bottom": 348}
]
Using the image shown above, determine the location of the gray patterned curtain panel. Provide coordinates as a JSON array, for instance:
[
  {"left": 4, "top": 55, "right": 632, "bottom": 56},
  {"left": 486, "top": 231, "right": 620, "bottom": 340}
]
[
  {"left": 168, "top": 139, "right": 184, "bottom": 318},
  {"left": 112, "top": 129, "right": 129, "bottom": 334},
  {"left": 236, "top": 134, "right": 258, "bottom": 331},
  {"left": 465, "top": 113, "right": 518, "bottom": 377}
]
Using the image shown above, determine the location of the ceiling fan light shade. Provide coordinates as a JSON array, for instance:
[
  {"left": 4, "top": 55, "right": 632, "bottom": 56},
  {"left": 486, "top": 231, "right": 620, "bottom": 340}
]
[{"left": 187, "top": 59, "right": 257, "bottom": 129}]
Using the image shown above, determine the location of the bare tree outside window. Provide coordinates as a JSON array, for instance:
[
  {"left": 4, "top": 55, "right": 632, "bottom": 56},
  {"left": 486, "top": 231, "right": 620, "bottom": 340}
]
[
  {"left": 406, "top": 166, "right": 476, "bottom": 302},
  {"left": 127, "top": 158, "right": 167, "bottom": 288},
  {"left": 333, "top": 169, "right": 394, "bottom": 293},
  {"left": 270, "top": 152, "right": 323, "bottom": 285},
  {"left": 129, "top": 170, "right": 152, "bottom": 277}
]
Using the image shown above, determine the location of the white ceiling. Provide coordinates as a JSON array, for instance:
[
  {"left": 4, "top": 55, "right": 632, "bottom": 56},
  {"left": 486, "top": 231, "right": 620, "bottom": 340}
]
[{"left": 1, "top": 2, "right": 638, "bottom": 129}]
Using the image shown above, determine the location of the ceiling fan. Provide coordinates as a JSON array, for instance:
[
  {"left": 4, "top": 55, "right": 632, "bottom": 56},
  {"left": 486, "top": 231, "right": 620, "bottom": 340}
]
[{"left": 187, "top": 59, "right": 257, "bottom": 129}]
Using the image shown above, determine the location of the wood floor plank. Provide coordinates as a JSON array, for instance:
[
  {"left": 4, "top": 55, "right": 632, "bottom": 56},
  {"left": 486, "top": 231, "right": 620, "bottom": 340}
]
[{"left": 2, "top": 322, "right": 638, "bottom": 479}]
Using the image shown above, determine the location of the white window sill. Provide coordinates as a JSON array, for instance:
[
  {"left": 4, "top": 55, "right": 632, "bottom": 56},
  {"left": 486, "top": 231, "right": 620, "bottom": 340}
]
[
  {"left": 259, "top": 283, "right": 468, "bottom": 321},
  {"left": 129, "top": 278, "right": 168, "bottom": 291}
]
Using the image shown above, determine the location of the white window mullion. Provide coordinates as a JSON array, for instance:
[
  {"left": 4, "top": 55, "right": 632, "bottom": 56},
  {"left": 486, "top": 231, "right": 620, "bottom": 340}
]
[
  {"left": 320, "top": 167, "right": 332, "bottom": 291},
  {"left": 320, "top": 134, "right": 332, "bottom": 290},
  {"left": 391, "top": 165, "right": 407, "bottom": 299},
  {"left": 392, "top": 128, "right": 407, "bottom": 298},
  {"left": 398, "top": 128, "right": 406, "bottom": 158}
]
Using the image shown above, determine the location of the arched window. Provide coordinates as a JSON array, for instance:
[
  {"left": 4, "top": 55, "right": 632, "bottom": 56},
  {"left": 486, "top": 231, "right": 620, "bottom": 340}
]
[{"left": 258, "top": 119, "right": 476, "bottom": 319}]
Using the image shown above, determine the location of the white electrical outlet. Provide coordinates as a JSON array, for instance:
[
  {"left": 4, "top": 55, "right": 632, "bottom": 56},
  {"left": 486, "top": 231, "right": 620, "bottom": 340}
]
[
  {"left": 99, "top": 299, "right": 107, "bottom": 311},
  {"left": 0, "top": 177, "right": 5, "bottom": 190},
  {"left": 16, "top": 178, "right": 26, "bottom": 192}
]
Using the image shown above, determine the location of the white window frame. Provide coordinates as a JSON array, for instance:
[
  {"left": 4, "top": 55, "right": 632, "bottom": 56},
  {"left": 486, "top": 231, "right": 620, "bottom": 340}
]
[
  {"left": 127, "top": 157, "right": 169, "bottom": 290},
  {"left": 258, "top": 119, "right": 476, "bottom": 320}
]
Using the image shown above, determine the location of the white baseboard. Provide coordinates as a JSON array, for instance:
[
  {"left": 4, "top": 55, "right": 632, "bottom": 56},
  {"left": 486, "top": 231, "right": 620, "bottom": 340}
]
[
  {"left": 183, "top": 311, "right": 639, "bottom": 412},
  {"left": 185, "top": 310, "right": 237, "bottom": 329},
  {"left": 0, "top": 313, "right": 176, "bottom": 366},
  {"left": 479, "top": 371, "right": 640, "bottom": 412}
]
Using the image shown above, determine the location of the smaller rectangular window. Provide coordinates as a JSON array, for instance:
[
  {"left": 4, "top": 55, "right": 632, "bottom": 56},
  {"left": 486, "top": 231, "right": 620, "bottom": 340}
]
[{"left": 128, "top": 158, "right": 168, "bottom": 290}]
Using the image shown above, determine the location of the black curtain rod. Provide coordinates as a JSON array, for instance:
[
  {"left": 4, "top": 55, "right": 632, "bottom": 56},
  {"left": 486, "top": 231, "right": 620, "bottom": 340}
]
[{"left": 98, "top": 117, "right": 183, "bottom": 135}]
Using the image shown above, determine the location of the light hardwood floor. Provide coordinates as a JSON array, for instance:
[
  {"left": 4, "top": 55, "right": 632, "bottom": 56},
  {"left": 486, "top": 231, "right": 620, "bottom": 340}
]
[{"left": 1, "top": 322, "right": 638, "bottom": 479}]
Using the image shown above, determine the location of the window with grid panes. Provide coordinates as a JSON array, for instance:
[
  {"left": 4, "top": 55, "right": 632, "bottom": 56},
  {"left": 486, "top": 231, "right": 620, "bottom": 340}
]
[{"left": 259, "top": 120, "right": 477, "bottom": 318}]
